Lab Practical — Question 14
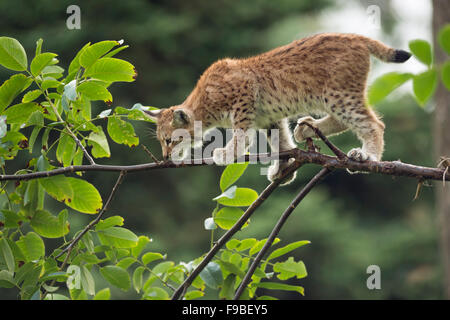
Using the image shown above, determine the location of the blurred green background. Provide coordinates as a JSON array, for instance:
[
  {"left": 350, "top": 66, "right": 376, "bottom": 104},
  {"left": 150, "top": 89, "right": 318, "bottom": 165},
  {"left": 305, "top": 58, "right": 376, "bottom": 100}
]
[{"left": 0, "top": 0, "right": 442, "bottom": 299}]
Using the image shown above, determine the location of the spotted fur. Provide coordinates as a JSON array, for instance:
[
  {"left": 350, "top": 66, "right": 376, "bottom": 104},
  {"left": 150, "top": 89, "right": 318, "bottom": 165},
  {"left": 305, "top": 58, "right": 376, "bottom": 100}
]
[{"left": 146, "top": 33, "right": 411, "bottom": 185}]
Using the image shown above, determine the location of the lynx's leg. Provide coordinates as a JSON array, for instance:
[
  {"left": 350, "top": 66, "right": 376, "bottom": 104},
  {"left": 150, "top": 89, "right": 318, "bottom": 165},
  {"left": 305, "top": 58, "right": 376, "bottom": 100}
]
[
  {"left": 294, "top": 115, "right": 348, "bottom": 142},
  {"left": 266, "top": 119, "right": 297, "bottom": 185},
  {"left": 212, "top": 118, "right": 254, "bottom": 166},
  {"left": 327, "top": 97, "right": 385, "bottom": 161}
]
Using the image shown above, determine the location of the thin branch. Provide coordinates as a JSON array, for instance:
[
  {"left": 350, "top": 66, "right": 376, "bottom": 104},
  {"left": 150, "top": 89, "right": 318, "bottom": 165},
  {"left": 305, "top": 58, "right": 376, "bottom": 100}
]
[
  {"left": 299, "top": 122, "right": 347, "bottom": 160},
  {"left": 0, "top": 149, "right": 448, "bottom": 182},
  {"left": 141, "top": 144, "right": 160, "bottom": 163},
  {"left": 233, "top": 167, "right": 332, "bottom": 300},
  {"left": 171, "top": 161, "right": 304, "bottom": 300}
]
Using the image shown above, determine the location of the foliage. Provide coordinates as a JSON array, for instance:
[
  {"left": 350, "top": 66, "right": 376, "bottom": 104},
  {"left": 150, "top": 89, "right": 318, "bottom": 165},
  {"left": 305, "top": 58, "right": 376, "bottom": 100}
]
[
  {"left": 0, "top": 37, "right": 309, "bottom": 300},
  {"left": 369, "top": 24, "right": 450, "bottom": 107}
]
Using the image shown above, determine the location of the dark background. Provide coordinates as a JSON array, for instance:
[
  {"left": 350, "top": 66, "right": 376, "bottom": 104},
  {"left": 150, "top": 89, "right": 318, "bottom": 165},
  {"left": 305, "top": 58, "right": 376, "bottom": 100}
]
[{"left": 0, "top": 0, "right": 442, "bottom": 299}]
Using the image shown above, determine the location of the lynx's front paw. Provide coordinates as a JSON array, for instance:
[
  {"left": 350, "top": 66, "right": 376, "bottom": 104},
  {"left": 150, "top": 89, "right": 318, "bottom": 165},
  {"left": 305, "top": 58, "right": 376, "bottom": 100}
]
[
  {"left": 347, "top": 148, "right": 377, "bottom": 162},
  {"left": 267, "top": 159, "right": 297, "bottom": 186},
  {"left": 294, "top": 116, "right": 316, "bottom": 143},
  {"left": 213, "top": 148, "right": 233, "bottom": 166}
]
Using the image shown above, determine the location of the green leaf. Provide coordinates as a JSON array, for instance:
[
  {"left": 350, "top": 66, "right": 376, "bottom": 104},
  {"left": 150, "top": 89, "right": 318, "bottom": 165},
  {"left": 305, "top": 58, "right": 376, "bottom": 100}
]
[
  {"left": 16, "top": 232, "right": 45, "bottom": 262},
  {"left": 68, "top": 42, "right": 91, "bottom": 75},
  {"left": 184, "top": 290, "right": 204, "bottom": 300},
  {"left": 0, "top": 238, "right": 15, "bottom": 273},
  {"left": 0, "top": 74, "right": 33, "bottom": 113},
  {"left": 131, "top": 236, "right": 150, "bottom": 258},
  {"left": 41, "top": 65, "right": 64, "bottom": 79},
  {"left": 56, "top": 132, "right": 76, "bottom": 166},
  {"left": 215, "top": 207, "right": 248, "bottom": 230},
  {"left": 1, "top": 209, "right": 22, "bottom": 228},
  {"left": 267, "top": 240, "right": 310, "bottom": 261},
  {"left": 30, "top": 52, "right": 58, "bottom": 77},
  {"left": 41, "top": 78, "right": 60, "bottom": 91},
  {"left": 97, "top": 227, "right": 139, "bottom": 248},
  {"left": 236, "top": 238, "right": 258, "bottom": 252},
  {"left": 88, "top": 126, "right": 111, "bottom": 158},
  {"left": 409, "top": 39, "right": 433, "bottom": 66},
  {"left": 30, "top": 209, "right": 69, "bottom": 238},
  {"left": 93, "top": 288, "right": 111, "bottom": 300},
  {"left": 104, "top": 44, "right": 129, "bottom": 58},
  {"left": 0, "top": 37, "right": 28, "bottom": 71},
  {"left": 84, "top": 57, "right": 137, "bottom": 82},
  {"left": 142, "top": 252, "right": 165, "bottom": 265},
  {"left": 80, "top": 265, "right": 96, "bottom": 295},
  {"left": 413, "top": 69, "right": 438, "bottom": 106},
  {"left": 100, "top": 265, "right": 131, "bottom": 291},
  {"left": 132, "top": 266, "right": 145, "bottom": 293},
  {"left": 220, "top": 162, "right": 249, "bottom": 191},
  {"left": 3, "top": 102, "right": 40, "bottom": 125},
  {"left": 152, "top": 261, "right": 174, "bottom": 276},
  {"left": 0, "top": 270, "right": 15, "bottom": 288},
  {"left": 107, "top": 115, "right": 139, "bottom": 147},
  {"left": 226, "top": 239, "right": 241, "bottom": 250},
  {"left": 65, "top": 177, "right": 103, "bottom": 214},
  {"left": 144, "top": 287, "right": 169, "bottom": 300},
  {"left": 249, "top": 238, "right": 280, "bottom": 256},
  {"left": 39, "top": 175, "right": 74, "bottom": 203},
  {"left": 199, "top": 261, "right": 223, "bottom": 289},
  {"left": 218, "top": 260, "right": 245, "bottom": 278},
  {"left": 79, "top": 40, "right": 121, "bottom": 69},
  {"left": 35, "top": 38, "right": 43, "bottom": 56},
  {"left": 219, "top": 274, "right": 236, "bottom": 300},
  {"left": 95, "top": 215, "right": 124, "bottom": 231},
  {"left": 273, "top": 257, "right": 307, "bottom": 280},
  {"left": 368, "top": 72, "right": 413, "bottom": 105},
  {"left": 21, "top": 90, "right": 42, "bottom": 103},
  {"left": 438, "top": 24, "right": 450, "bottom": 55},
  {"left": 441, "top": 61, "right": 450, "bottom": 91},
  {"left": 216, "top": 188, "right": 258, "bottom": 207},
  {"left": 116, "top": 257, "right": 137, "bottom": 270},
  {"left": 254, "top": 281, "right": 304, "bottom": 296},
  {"left": 77, "top": 81, "right": 112, "bottom": 102}
]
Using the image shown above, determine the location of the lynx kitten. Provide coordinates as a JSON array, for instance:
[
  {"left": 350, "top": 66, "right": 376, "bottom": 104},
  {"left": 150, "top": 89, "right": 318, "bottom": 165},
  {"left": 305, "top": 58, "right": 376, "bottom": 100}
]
[{"left": 145, "top": 33, "right": 411, "bottom": 185}]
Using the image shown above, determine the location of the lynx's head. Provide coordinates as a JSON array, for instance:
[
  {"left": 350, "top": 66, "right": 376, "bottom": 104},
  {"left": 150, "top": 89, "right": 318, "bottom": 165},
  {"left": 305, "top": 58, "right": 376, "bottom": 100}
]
[{"left": 144, "top": 107, "right": 195, "bottom": 161}]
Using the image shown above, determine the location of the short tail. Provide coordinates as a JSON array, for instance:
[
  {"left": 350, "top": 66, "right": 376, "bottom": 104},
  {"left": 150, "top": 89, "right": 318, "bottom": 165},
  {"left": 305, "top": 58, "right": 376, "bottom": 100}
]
[{"left": 360, "top": 36, "right": 411, "bottom": 63}]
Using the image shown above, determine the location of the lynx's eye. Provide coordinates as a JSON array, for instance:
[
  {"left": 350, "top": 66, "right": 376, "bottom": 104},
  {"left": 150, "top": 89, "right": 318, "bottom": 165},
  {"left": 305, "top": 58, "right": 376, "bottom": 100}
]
[{"left": 165, "top": 138, "right": 171, "bottom": 145}]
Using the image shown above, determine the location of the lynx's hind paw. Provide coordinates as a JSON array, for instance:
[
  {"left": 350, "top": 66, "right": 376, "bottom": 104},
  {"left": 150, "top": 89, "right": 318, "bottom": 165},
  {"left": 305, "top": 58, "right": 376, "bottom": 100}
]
[{"left": 347, "top": 148, "right": 377, "bottom": 162}]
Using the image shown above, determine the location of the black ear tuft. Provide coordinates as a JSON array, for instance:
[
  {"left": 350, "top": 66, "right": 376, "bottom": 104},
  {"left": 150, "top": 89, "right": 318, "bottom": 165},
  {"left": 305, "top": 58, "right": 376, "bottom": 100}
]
[{"left": 393, "top": 50, "right": 412, "bottom": 63}]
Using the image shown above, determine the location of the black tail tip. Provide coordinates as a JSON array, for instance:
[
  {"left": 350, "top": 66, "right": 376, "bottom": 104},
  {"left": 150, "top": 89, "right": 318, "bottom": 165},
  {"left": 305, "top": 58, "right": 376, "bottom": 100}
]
[{"left": 393, "top": 50, "right": 412, "bottom": 63}]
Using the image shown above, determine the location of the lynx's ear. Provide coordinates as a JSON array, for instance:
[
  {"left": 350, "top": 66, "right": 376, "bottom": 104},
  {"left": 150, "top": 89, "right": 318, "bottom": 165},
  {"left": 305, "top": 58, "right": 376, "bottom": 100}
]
[
  {"left": 143, "top": 109, "right": 162, "bottom": 122},
  {"left": 172, "top": 109, "right": 190, "bottom": 128}
]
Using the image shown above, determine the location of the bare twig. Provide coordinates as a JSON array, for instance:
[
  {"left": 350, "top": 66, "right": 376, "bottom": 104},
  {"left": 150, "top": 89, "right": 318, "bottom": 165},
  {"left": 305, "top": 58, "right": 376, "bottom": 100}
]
[
  {"left": 233, "top": 167, "right": 332, "bottom": 299},
  {"left": 299, "top": 122, "right": 347, "bottom": 160},
  {"left": 141, "top": 144, "right": 160, "bottom": 163},
  {"left": 171, "top": 161, "right": 304, "bottom": 300}
]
